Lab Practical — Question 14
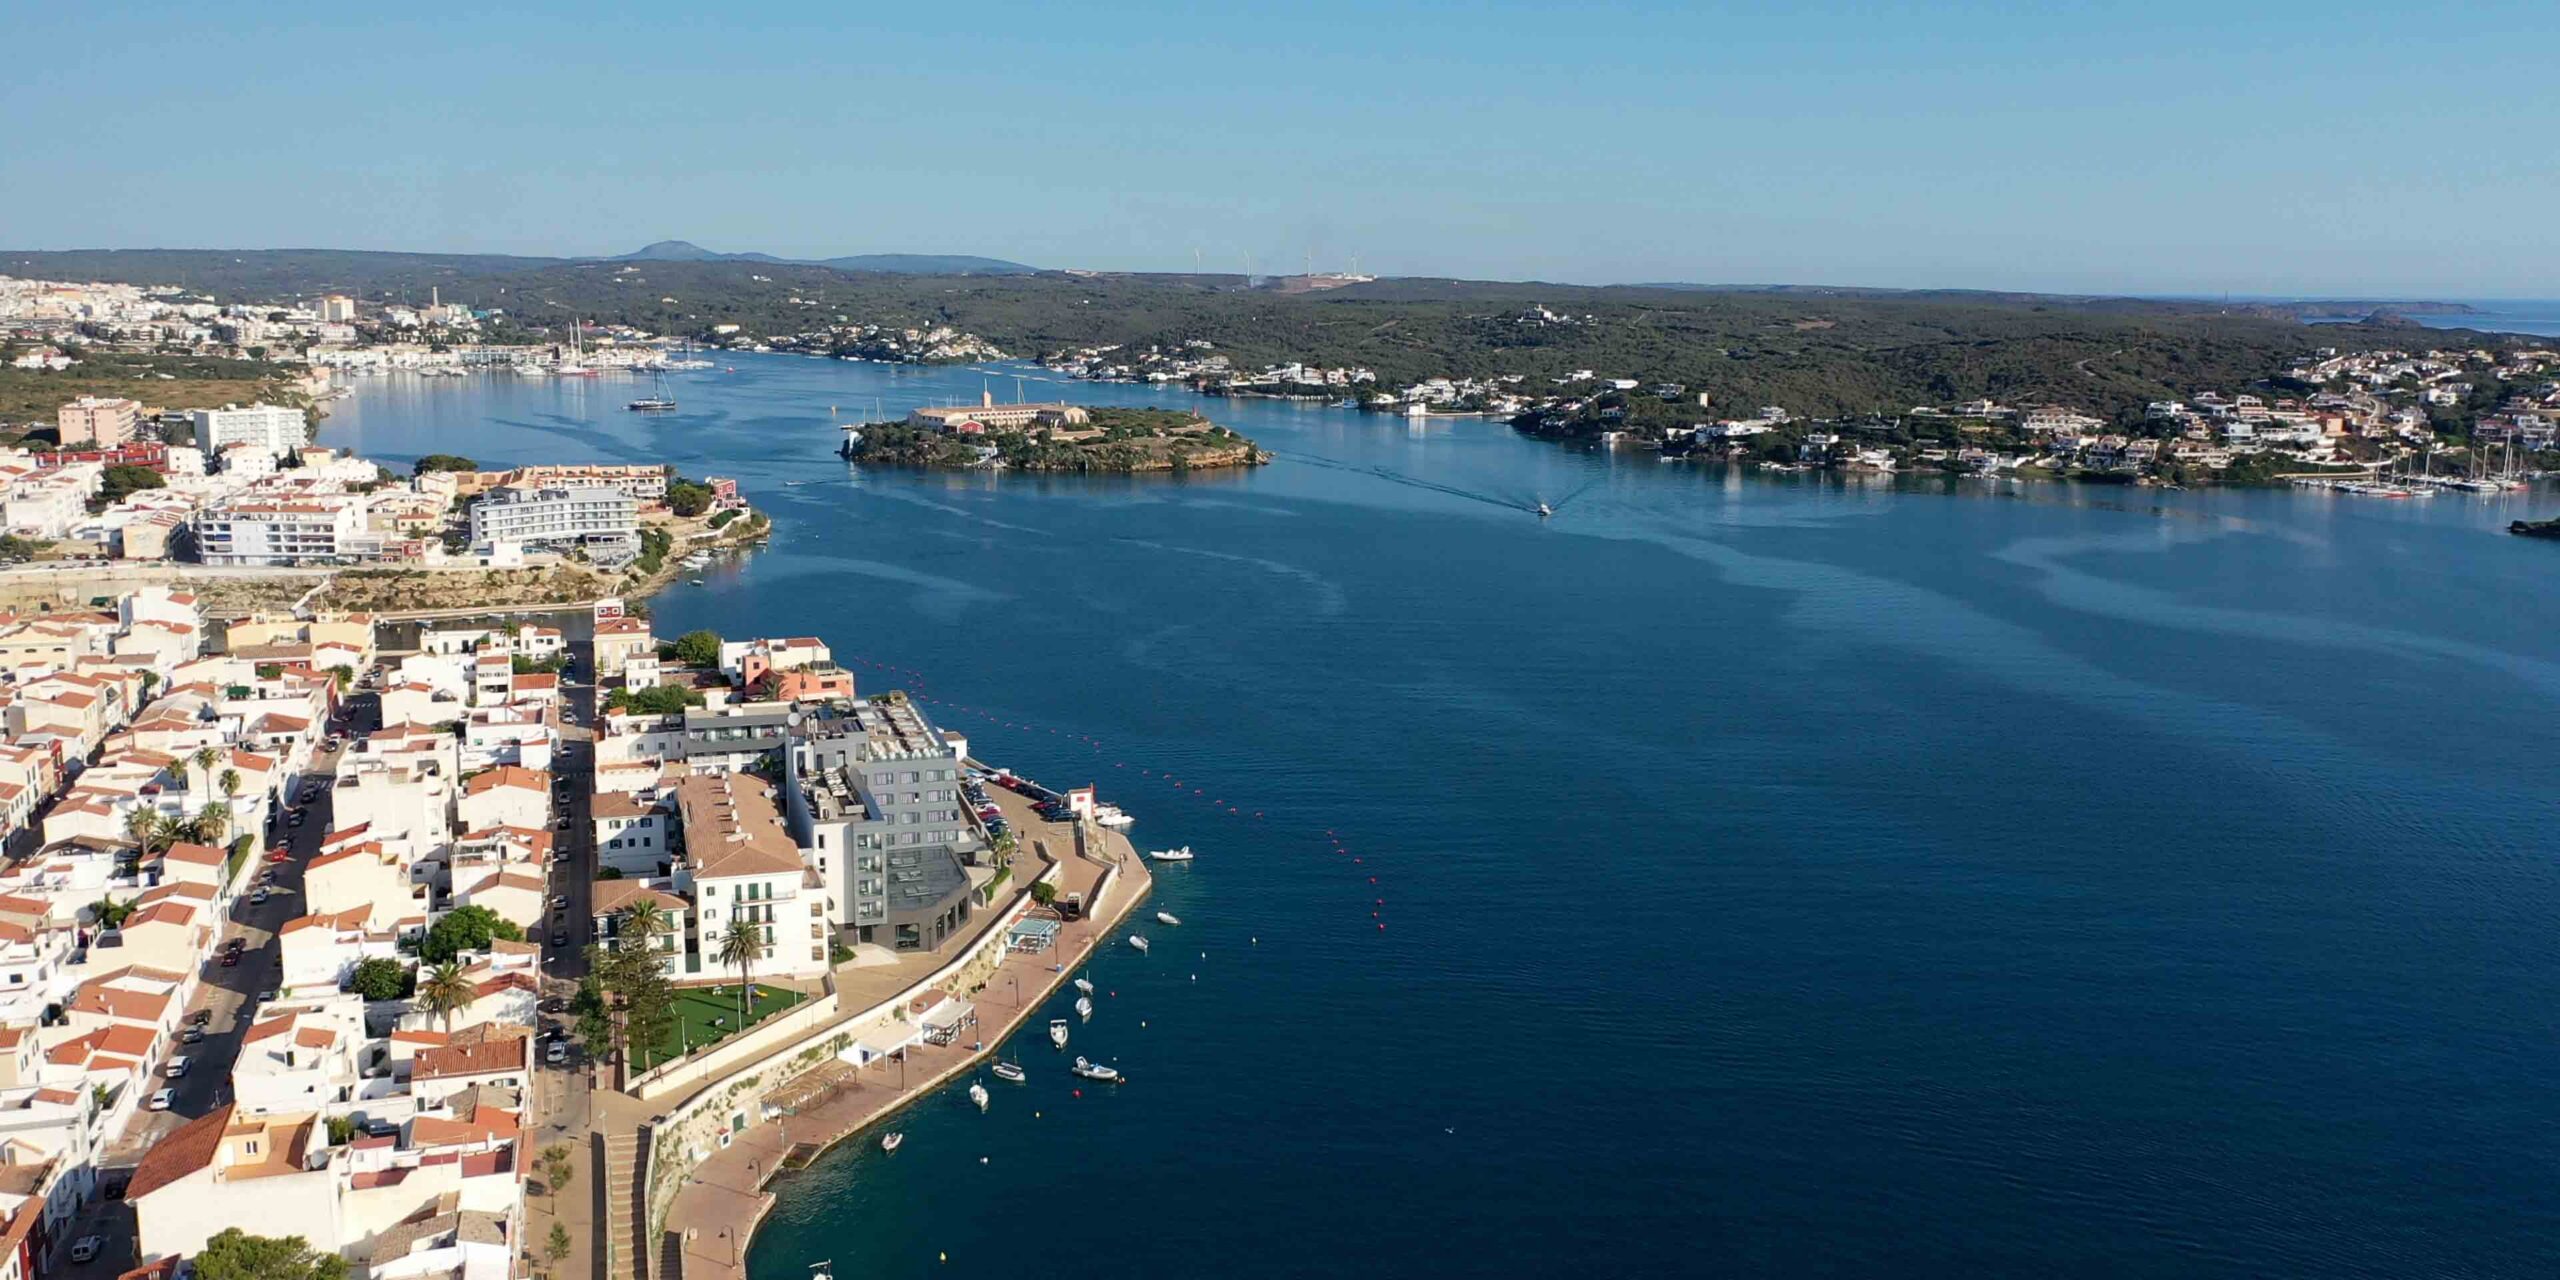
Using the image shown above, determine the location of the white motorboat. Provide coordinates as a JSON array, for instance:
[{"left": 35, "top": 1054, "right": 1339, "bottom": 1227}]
[
  {"left": 1093, "top": 804, "right": 1134, "bottom": 829},
  {"left": 1075, "top": 995, "right": 1093, "bottom": 1020},
  {"left": 810, "top": 1261, "right": 835, "bottom": 1280},
  {"left": 880, "top": 1132, "right": 903, "bottom": 1153},
  {"left": 992, "top": 1061, "right": 1026, "bottom": 1083},
  {"left": 1147, "top": 846, "right": 1194, "bottom": 862},
  {"left": 1535, "top": 501, "right": 1553, "bottom": 518},
  {"left": 1048, "top": 1018, "right": 1069, "bottom": 1049},
  {"left": 1070, "top": 1057, "right": 1122, "bottom": 1083},
  {"left": 1073, "top": 977, "right": 1094, "bottom": 996},
  {"left": 969, "top": 1082, "right": 989, "bottom": 1112},
  {"left": 1156, "top": 911, "right": 1181, "bottom": 927},
  {"left": 1127, "top": 935, "right": 1150, "bottom": 953}
]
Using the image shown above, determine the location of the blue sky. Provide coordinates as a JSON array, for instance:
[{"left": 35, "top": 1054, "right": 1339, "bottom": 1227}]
[{"left": 7, "top": 1, "right": 2555, "bottom": 296}]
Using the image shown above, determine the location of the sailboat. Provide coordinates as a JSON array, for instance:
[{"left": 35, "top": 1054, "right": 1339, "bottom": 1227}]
[
  {"left": 628, "top": 370, "right": 677, "bottom": 412},
  {"left": 557, "top": 319, "right": 597, "bottom": 377},
  {"left": 969, "top": 1082, "right": 989, "bottom": 1112}
]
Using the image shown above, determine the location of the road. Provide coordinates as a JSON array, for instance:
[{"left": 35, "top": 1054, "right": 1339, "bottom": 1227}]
[
  {"left": 537, "top": 640, "right": 599, "bottom": 1137},
  {"left": 107, "top": 711, "right": 363, "bottom": 1156}
]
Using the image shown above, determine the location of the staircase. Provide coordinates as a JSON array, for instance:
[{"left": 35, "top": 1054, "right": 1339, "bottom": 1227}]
[{"left": 602, "top": 1130, "right": 646, "bottom": 1280}]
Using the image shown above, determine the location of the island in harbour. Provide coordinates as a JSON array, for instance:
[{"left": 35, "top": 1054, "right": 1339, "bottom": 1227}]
[{"left": 840, "top": 398, "right": 1266, "bottom": 472}]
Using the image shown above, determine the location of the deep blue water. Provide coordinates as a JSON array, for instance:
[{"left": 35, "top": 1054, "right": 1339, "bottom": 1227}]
[{"left": 324, "top": 359, "right": 2560, "bottom": 1278}]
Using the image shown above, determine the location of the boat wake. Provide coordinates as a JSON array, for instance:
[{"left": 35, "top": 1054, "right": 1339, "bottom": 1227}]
[{"left": 1269, "top": 449, "right": 1543, "bottom": 515}]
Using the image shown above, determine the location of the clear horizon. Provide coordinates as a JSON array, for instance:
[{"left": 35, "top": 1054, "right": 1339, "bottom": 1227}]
[{"left": 7, "top": 1, "right": 2555, "bottom": 298}]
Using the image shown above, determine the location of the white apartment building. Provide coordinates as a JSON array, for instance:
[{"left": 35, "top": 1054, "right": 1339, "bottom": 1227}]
[
  {"left": 194, "top": 497, "right": 362, "bottom": 566},
  {"left": 0, "top": 465, "right": 101, "bottom": 540},
  {"left": 467, "top": 485, "right": 636, "bottom": 550},
  {"left": 190, "top": 404, "right": 309, "bottom": 464}
]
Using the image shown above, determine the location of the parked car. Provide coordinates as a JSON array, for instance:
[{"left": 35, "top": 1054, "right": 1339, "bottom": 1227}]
[
  {"left": 181, "top": 1026, "right": 204, "bottom": 1045},
  {"left": 250, "top": 888, "right": 271, "bottom": 906},
  {"left": 164, "top": 1056, "right": 189, "bottom": 1078},
  {"left": 190, "top": 1008, "right": 212, "bottom": 1027},
  {"left": 68, "top": 1236, "right": 102, "bottom": 1263},
  {"left": 146, "top": 1089, "right": 174, "bottom": 1112},
  {"left": 545, "top": 1041, "right": 568, "bottom": 1066},
  {"left": 266, "top": 849, "right": 292, "bottom": 864},
  {"left": 258, "top": 988, "right": 278, "bottom": 1002},
  {"left": 220, "top": 951, "right": 240, "bottom": 967},
  {"left": 549, "top": 932, "right": 568, "bottom": 948}
]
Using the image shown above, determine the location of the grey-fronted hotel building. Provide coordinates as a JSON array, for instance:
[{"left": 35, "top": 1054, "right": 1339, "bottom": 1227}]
[{"left": 782, "top": 697, "right": 982, "bottom": 952}]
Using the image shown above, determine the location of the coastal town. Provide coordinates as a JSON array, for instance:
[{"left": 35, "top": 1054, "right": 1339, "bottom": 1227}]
[
  {"left": 0, "top": 570, "right": 1158, "bottom": 1280},
  {"left": 0, "top": 273, "right": 1187, "bottom": 1280},
  {"left": 1038, "top": 331, "right": 2560, "bottom": 493}
]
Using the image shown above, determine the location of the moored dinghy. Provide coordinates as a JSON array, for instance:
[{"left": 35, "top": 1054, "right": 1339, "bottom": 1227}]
[
  {"left": 1071, "top": 1056, "right": 1122, "bottom": 1082},
  {"left": 1048, "top": 1018, "right": 1069, "bottom": 1049},
  {"left": 1128, "top": 935, "right": 1150, "bottom": 953},
  {"left": 992, "top": 1061, "right": 1026, "bottom": 1083},
  {"left": 1074, "top": 977, "right": 1094, "bottom": 996},
  {"left": 880, "top": 1132, "right": 903, "bottom": 1153},
  {"left": 1156, "top": 911, "right": 1181, "bottom": 926},
  {"left": 1075, "top": 995, "right": 1093, "bottom": 1020}
]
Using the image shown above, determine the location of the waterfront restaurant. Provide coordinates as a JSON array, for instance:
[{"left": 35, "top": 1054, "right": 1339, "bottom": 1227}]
[
  {"left": 1005, "top": 916, "right": 1059, "bottom": 954},
  {"left": 910, "top": 990, "right": 979, "bottom": 1047}
]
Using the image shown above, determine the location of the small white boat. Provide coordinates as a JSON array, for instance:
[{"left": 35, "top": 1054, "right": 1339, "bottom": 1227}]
[
  {"left": 1147, "top": 846, "right": 1194, "bottom": 862},
  {"left": 1535, "top": 502, "right": 1553, "bottom": 518},
  {"left": 968, "top": 1082, "right": 988, "bottom": 1112},
  {"left": 1048, "top": 1018, "right": 1069, "bottom": 1049},
  {"left": 992, "top": 1061, "right": 1026, "bottom": 1083},
  {"left": 1156, "top": 911, "right": 1181, "bottom": 927},
  {"left": 1070, "top": 1056, "right": 1122, "bottom": 1083},
  {"left": 1075, "top": 995, "right": 1093, "bottom": 1020},
  {"left": 810, "top": 1261, "right": 835, "bottom": 1280},
  {"left": 880, "top": 1132, "right": 903, "bottom": 1153},
  {"left": 1073, "top": 977, "right": 1094, "bottom": 995},
  {"left": 1127, "top": 935, "right": 1150, "bottom": 953}
]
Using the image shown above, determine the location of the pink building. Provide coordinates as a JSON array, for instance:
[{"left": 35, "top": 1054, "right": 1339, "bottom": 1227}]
[{"left": 57, "top": 397, "right": 140, "bottom": 446}]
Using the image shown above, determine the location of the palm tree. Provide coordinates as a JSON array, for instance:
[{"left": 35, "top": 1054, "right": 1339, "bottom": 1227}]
[
  {"left": 189, "top": 746, "right": 222, "bottom": 805},
  {"left": 124, "top": 807, "right": 165, "bottom": 856},
  {"left": 190, "top": 803, "right": 228, "bottom": 846},
  {"left": 418, "top": 961, "right": 478, "bottom": 1033},
  {"left": 618, "top": 899, "right": 669, "bottom": 955},
  {"left": 715, "top": 915, "right": 761, "bottom": 1029},
  {"left": 219, "top": 768, "right": 242, "bottom": 817}
]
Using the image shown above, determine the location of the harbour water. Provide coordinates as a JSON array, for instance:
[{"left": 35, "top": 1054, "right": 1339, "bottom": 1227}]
[{"left": 325, "top": 359, "right": 2560, "bottom": 1276}]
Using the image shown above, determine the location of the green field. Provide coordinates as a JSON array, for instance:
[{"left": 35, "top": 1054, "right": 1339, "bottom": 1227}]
[{"left": 631, "top": 983, "right": 806, "bottom": 1072}]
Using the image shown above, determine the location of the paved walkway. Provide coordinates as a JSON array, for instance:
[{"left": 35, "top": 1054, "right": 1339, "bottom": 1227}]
[{"left": 657, "top": 842, "right": 1150, "bottom": 1280}]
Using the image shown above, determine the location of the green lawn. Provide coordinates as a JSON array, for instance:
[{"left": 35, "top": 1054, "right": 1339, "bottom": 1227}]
[{"left": 631, "top": 984, "right": 806, "bottom": 1071}]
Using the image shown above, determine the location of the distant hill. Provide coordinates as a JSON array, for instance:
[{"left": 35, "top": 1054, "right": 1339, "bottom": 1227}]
[{"left": 610, "top": 240, "right": 1036, "bottom": 275}]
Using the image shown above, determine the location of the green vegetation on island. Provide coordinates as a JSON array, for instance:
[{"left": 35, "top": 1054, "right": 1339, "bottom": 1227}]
[{"left": 846, "top": 406, "right": 1265, "bottom": 472}]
